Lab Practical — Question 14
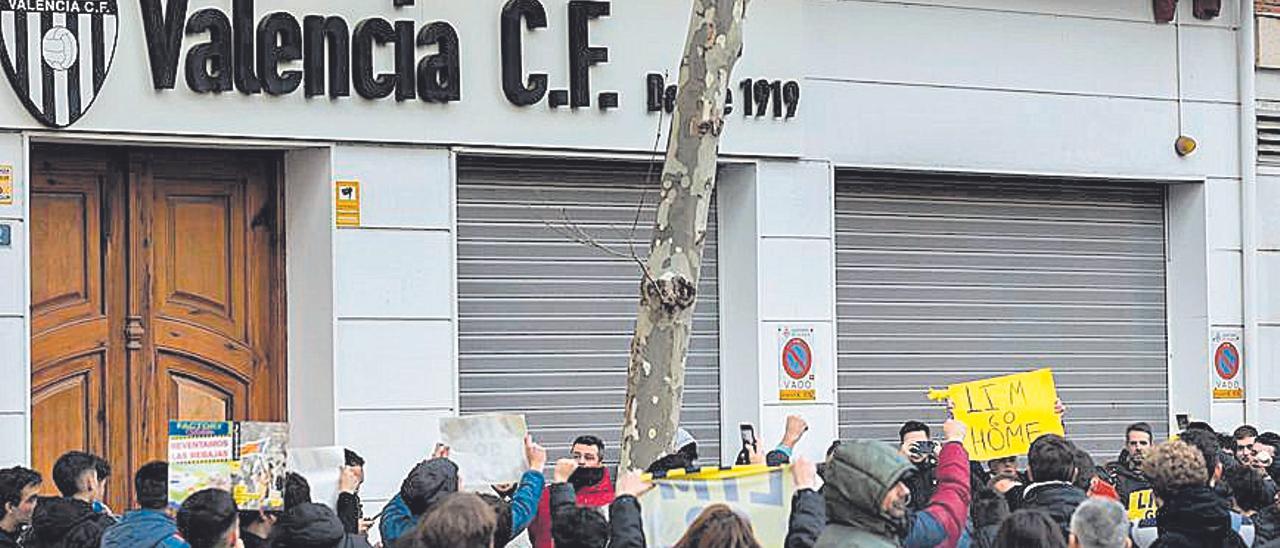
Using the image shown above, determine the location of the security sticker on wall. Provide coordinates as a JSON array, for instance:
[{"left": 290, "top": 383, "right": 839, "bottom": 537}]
[
  {"left": 778, "top": 326, "right": 816, "bottom": 401},
  {"left": 1211, "top": 329, "right": 1244, "bottom": 401},
  {"left": 0, "top": 165, "right": 13, "bottom": 205},
  {"left": 335, "top": 180, "right": 360, "bottom": 227}
]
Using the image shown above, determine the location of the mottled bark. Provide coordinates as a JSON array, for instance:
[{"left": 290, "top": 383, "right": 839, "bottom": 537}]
[{"left": 619, "top": 0, "right": 748, "bottom": 471}]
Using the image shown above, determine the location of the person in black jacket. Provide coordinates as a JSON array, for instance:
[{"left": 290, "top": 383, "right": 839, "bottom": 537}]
[
  {"left": 237, "top": 509, "right": 277, "bottom": 548},
  {"left": 898, "top": 421, "right": 938, "bottom": 511},
  {"left": 1141, "top": 439, "right": 1247, "bottom": 548},
  {"left": 23, "top": 496, "right": 114, "bottom": 548},
  {"left": 0, "top": 466, "right": 41, "bottom": 548},
  {"left": 1019, "top": 434, "right": 1086, "bottom": 544},
  {"left": 603, "top": 471, "right": 652, "bottom": 548},
  {"left": 784, "top": 457, "right": 824, "bottom": 548},
  {"left": 969, "top": 487, "right": 1009, "bottom": 548},
  {"left": 270, "top": 501, "right": 372, "bottom": 548},
  {"left": 549, "top": 458, "right": 610, "bottom": 548},
  {"left": 1224, "top": 466, "right": 1278, "bottom": 545},
  {"left": 1106, "top": 423, "right": 1156, "bottom": 510},
  {"left": 336, "top": 449, "right": 369, "bottom": 536},
  {"left": 177, "top": 489, "right": 238, "bottom": 548}
]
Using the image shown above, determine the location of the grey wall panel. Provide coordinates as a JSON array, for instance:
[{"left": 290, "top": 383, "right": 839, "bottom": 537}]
[
  {"left": 834, "top": 174, "right": 1169, "bottom": 456},
  {"left": 458, "top": 158, "right": 721, "bottom": 466}
]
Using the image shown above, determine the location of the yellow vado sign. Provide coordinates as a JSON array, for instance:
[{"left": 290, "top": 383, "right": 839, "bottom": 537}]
[{"left": 927, "top": 368, "right": 1066, "bottom": 461}]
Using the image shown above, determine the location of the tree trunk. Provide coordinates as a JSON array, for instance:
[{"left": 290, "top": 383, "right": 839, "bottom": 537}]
[{"left": 619, "top": 0, "right": 749, "bottom": 471}]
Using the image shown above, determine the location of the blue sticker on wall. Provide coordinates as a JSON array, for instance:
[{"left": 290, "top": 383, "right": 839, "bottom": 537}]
[{"left": 0, "top": 224, "right": 9, "bottom": 247}]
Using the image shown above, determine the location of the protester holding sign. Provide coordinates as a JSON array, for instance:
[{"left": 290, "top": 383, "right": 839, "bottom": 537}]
[
  {"left": 380, "top": 435, "right": 547, "bottom": 547},
  {"left": 1104, "top": 422, "right": 1156, "bottom": 520},
  {"left": 547, "top": 458, "right": 607, "bottom": 548}
]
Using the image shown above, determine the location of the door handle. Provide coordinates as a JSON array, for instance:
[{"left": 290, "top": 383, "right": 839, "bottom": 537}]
[{"left": 124, "top": 316, "right": 145, "bottom": 350}]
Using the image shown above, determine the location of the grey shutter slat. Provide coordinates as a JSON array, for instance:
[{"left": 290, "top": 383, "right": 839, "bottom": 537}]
[
  {"left": 834, "top": 175, "right": 1169, "bottom": 456},
  {"left": 458, "top": 158, "right": 721, "bottom": 465}
]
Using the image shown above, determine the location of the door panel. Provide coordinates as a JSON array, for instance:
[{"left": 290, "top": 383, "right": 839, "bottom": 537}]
[
  {"left": 154, "top": 184, "right": 244, "bottom": 340},
  {"left": 133, "top": 151, "right": 283, "bottom": 471},
  {"left": 31, "top": 363, "right": 100, "bottom": 496},
  {"left": 30, "top": 147, "right": 284, "bottom": 510},
  {"left": 29, "top": 150, "right": 127, "bottom": 503},
  {"left": 164, "top": 354, "right": 249, "bottom": 422}
]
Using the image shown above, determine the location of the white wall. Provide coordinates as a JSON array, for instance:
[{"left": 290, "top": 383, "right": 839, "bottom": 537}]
[
  {"left": 717, "top": 160, "right": 838, "bottom": 463},
  {"left": 328, "top": 146, "right": 457, "bottom": 512},
  {"left": 285, "top": 148, "right": 337, "bottom": 448},
  {"left": 0, "top": 132, "right": 26, "bottom": 466},
  {"left": 804, "top": 0, "right": 1239, "bottom": 180}
]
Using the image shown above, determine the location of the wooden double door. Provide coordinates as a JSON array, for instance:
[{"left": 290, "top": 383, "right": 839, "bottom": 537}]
[{"left": 29, "top": 146, "right": 286, "bottom": 508}]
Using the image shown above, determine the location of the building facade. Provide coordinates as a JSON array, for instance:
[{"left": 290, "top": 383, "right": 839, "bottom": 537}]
[{"left": 0, "top": 0, "right": 1273, "bottom": 512}]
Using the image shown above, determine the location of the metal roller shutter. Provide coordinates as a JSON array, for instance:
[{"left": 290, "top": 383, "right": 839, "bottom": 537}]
[
  {"left": 458, "top": 157, "right": 721, "bottom": 464},
  {"left": 834, "top": 174, "right": 1169, "bottom": 455}
]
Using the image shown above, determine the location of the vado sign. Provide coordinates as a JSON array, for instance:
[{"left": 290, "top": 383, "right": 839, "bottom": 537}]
[{"left": 928, "top": 369, "right": 1065, "bottom": 461}]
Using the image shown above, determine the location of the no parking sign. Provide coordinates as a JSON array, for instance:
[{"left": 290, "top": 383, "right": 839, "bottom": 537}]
[
  {"left": 778, "top": 326, "right": 816, "bottom": 401},
  {"left": 1211, "top": 329, "right": 1243, "bottom": 401}
]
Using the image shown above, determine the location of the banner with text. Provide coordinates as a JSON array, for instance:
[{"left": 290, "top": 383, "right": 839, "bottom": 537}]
[
  {"left": 640, "top": 466, "right": 794, "bottom": 547},
  {"left": 927, "top": 369, "right": 1065, "bottom": 461}
]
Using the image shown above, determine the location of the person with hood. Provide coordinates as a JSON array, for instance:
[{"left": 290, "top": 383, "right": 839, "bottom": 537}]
[
  {"left": 809, "top": 438, "right": 912, "bottom": 548},
  {"left": 529, "top": 435, "right": 614, "bottom": 548},
  {"left": 380, "top": 436, "right": 547, "bottom": 546},
  {"left": 377, "top": 455, "right": 460, "bottom": 546},
  {"left": 1133, "top": 439, "right": 1248, "bottom": 548},
  {"left": 1018, "top": 434, "right": 1086, "bottom": 543},
  {"left": 1105, "top": 423, "right": 1155, "bottom": 517},
  {"left": 788, "top": 418, "right": 970, "bottom": 548},
  {"left": 270, "top": 501, "right": 372, "bottom": 548},
  {"left": 0, "top": 466, "right": 41, "bottom": 548},
  {"left": 100, "top": 462, "right": 188, "bottom": 548}
]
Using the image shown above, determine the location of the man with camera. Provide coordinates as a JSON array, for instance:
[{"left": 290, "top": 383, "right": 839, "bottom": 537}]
[{"left": 899, "top": 421, "right": 939, "bottom": 511}]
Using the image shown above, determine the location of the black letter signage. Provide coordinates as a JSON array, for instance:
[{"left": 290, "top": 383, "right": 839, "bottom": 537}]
[
  {"left": 140, "top": 0, "right": 190, "bottom": 89},
  {"left": 500, "top": 0, "right": 547, "bottom": 107},
  {"left": 567, "top": 0, "right": 608, "bottom": 108}
]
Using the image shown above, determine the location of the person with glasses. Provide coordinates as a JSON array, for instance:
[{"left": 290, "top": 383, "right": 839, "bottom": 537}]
[
  {"left": 528, "top": 435, "right": 616, "bottom": 548},
  {"left": 1105, "top": 423, "right": 1156, "bottom": 519},
  {"left": 1233, "top": 425, "right": 1260, "bottom": 467}
]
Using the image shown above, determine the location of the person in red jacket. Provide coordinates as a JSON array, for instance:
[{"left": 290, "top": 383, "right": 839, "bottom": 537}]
[{"left": 529, "top": 435, "right": 615, "bottom": 548}]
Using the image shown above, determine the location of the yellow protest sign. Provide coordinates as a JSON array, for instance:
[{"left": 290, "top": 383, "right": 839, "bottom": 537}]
[
  {"left": 1127, "top": 488, "right": 1157, "bottom": 521},
  {"left": 927, "top": 368, "right": 1065, "bottom": 461},
  {"left": 640, "top": 465, "right": 794, "bottom": 546}
]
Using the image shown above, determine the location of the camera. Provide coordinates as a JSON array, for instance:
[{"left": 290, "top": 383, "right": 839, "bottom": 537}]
[{"left": 909, "top": 440, "right": 938, "bottom": 466}]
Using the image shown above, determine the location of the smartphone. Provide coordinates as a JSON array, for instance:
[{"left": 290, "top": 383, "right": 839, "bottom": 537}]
[
  {"left": 739, "top": 423, "right": 757, "bottom": 448},
  {"left": 1176, "top": 414, "right": 1190, "bottom": 431}
]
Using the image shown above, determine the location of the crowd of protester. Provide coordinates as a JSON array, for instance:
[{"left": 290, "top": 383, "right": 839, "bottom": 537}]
[{"left": 4, "top": 409, "right": 1280, "bottom": 547}]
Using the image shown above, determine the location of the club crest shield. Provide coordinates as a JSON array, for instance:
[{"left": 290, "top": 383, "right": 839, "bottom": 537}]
[{"left": 0, "top": 1, "right": 118, "bottom": 128}]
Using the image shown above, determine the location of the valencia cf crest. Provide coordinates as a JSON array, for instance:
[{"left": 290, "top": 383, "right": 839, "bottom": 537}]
[{"left": 0, "top": 1, "right": 118, "bottom": 128}]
